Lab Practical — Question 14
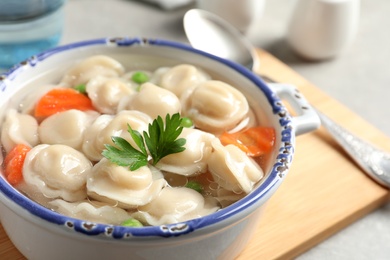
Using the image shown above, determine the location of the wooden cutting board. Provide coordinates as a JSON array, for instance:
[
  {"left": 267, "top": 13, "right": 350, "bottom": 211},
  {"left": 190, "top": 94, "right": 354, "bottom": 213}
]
[{"left": 1, "top": 49, "right": 389, "bottom": 259}]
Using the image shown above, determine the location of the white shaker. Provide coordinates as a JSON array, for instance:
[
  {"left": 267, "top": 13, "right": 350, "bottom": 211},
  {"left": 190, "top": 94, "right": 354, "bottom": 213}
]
[
  {"left": 287, "top": 0, "right": 360, "bottom": 60},
  {"left": 196, "top": 0, "right": 266, "bottom": 33}
]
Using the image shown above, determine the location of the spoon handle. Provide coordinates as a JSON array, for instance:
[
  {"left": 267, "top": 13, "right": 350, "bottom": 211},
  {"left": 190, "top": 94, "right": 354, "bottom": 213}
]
[{"left": 317, "top": 110, "right": 390, "bottom": 188}]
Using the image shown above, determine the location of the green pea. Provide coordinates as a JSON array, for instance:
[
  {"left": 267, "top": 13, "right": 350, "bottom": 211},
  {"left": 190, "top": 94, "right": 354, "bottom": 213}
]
[
  {"left": 74, "top": 84, "right": 87, "bottom": 94},
  {"left": 121, "top": 218, "right": 143, "bottom": 227},
  {"left": 180, "top": 117, "right": 194, "bottom": 128},
  {"left": 131, "top": 71, "right": 149, "bottom": 84},
  {"left": 185, "top": 181, "right": 203, "bottom": 193}
]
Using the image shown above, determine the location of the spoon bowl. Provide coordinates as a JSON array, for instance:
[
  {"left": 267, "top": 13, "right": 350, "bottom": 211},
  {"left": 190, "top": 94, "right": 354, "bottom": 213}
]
[
  {"left": 184, "top": 9, "right": 258, "bottom": 70},
  {"left": 184, "top": 8, "right": 390, "bottom": 188}
]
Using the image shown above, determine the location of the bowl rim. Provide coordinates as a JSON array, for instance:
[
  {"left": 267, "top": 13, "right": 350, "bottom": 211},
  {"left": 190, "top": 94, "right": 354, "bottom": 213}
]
[{"left": 0, "top": 37, "right": 295, "bottom": 239}]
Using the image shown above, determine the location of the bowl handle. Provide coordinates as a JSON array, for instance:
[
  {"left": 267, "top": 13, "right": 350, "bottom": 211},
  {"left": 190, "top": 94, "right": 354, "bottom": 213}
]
[{"left": 267, "top": 83, "right": 321, "bottom": 136}]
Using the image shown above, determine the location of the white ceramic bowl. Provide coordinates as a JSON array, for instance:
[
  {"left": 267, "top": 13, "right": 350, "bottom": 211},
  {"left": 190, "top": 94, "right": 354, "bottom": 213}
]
[{"left": 0, "top": 37, "right": 319, "bottom": 260}]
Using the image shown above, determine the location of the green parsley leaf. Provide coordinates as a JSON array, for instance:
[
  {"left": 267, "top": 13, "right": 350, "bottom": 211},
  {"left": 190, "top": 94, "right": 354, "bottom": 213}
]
[
  {"left": 127, "top": 124, "right": 147, "bottom": 155},
  {"left": 102, "top": 113, "right": 186, "bottom": 171},
  {"left": 102, "top": 136, "right": 148, "bottom": 171},
  {"left": 144, "top": 113, "right": 186, "bottom": 165}
]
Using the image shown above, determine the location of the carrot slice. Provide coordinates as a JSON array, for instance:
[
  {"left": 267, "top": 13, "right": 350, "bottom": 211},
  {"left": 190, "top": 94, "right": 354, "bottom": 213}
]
[
  {"left": 3, "top": 144, "right": 31, "bottom": 185},
  {"left": 219, "top": 127, "right": 275, "bottom": 157},
  {"left": 34, "top": 88, "right": 94, "bottom": 118}
]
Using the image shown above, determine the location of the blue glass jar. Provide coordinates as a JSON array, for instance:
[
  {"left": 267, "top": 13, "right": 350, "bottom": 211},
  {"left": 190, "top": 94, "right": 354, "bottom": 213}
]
[{"left": 0, "top": 0, "right": 65, "bottom": 69}]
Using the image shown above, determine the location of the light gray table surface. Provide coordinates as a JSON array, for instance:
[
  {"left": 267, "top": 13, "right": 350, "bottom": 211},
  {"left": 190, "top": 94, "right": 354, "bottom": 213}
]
[{"left": 62, "top": 0, "right": 390, "bottom": 259}]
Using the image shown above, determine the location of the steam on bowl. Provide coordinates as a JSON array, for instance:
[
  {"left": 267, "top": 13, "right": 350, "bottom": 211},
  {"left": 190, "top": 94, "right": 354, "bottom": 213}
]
[{"left": 0, "top": 37, "right": 307, "bottom": 260}]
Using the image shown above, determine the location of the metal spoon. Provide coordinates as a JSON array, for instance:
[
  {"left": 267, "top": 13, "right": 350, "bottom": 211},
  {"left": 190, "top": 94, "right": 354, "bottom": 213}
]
[{"left": 183, "top": 8, "right": 390, "bottom": 188}]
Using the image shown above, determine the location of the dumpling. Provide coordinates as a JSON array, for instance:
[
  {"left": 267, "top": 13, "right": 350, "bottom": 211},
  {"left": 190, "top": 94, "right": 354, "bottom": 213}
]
[
  {"left": 149, "top": 67, "right": 170, "bottom": 85},
  {"left": 49, "top": 199, "right": 132, "bottom": 225},
  {"left": 82, "top": 110, "right": 152, "bottom": 161},
  {"left": 22, "top": 144, "right": 92, "bottom": 202},
  {"left": 39, "top": 109, "right": 100, "bottom": 150},
  {"left": 86, "top": 76, "right": 135, "bottom": 114},
  {"left": 207, "top": 139, "right": 264, "bottom": 194},
  {"left": 60, "top": 55, "right": 125, "bottom": 87},
  {"left": 87, "top": 158, "right": 167, "bottom": 209},
  {"left": 81, "top": 114, "right": 114, "bottom": 161},
  {"left": 156, "top": 128, "right": 216, "bottom": 176},
  {"left": 158, "top": 64, "right": 210, "bottom": 97},
  {"left": 213, "top": 188, "right": 246, "bottom": 208},
  {"left": 1, "top": 109, "right": 39, "bottom": 153},
  {"left": 119, "top": 82, "right": 181, "bottom": 119},
  {"left": 131, "top": 187, "right": 220, "bottom": 225},
  {"left": 181, "top": 80, "right": 249, "bottom": 133}
]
